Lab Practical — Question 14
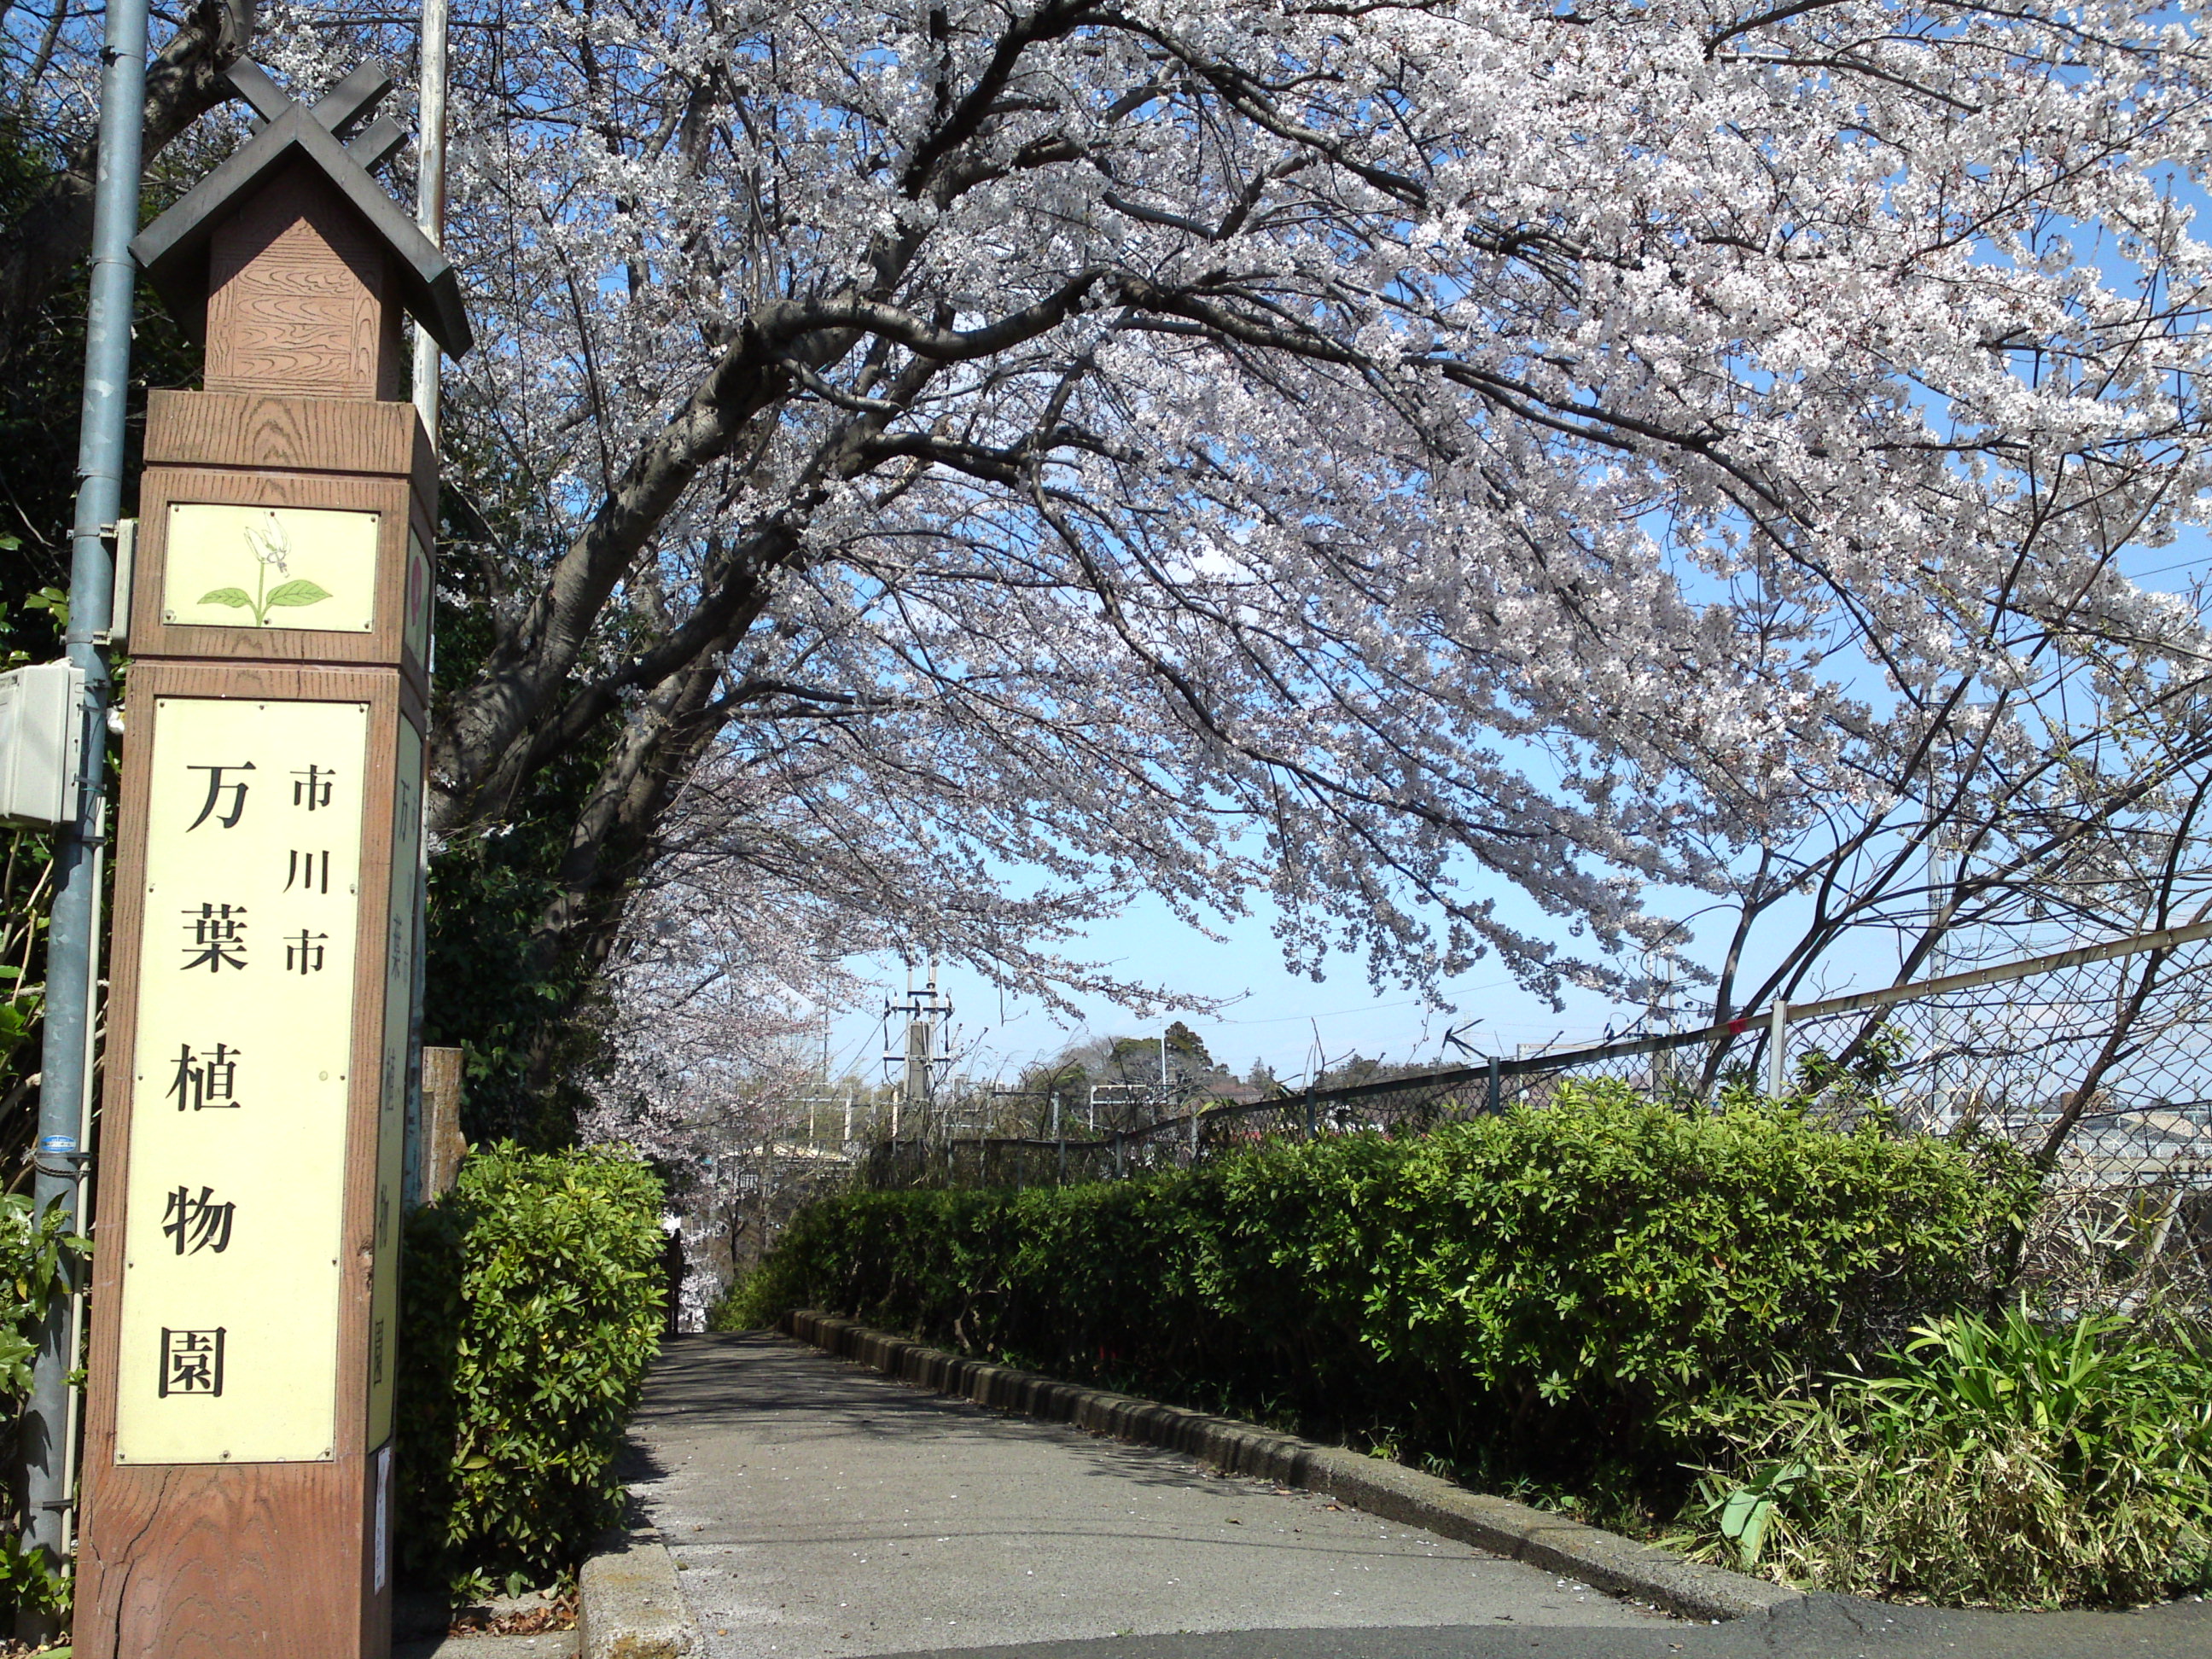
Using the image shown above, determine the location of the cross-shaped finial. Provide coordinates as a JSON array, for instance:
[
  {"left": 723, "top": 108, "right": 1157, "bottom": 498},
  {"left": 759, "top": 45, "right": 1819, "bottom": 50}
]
[
  {"left": 132, "top": 53, "right": 471, "bottom": 358},
  {"left": 229, "top": 60, "right": 408, "bottom": 175}
]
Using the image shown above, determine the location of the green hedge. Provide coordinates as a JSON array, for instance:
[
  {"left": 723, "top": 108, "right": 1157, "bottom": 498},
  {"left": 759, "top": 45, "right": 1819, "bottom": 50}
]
[
  {"left": 725, "top": 1084, "right": 2035, "bottom": 1509},
  {"left": 397, "top": 1144, "right": 666, "bottom": 1591}
]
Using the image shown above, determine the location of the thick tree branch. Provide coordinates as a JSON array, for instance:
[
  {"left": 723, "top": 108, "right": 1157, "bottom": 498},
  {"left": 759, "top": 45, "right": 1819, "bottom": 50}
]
[{"left": 0, "top": 0, "right": 255, "bottom": 363}]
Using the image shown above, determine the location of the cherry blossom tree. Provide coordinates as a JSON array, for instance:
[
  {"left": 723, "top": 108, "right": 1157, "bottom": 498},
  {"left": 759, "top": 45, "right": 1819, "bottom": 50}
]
[
  {"left": 411, "top": 0, "right": 2212, "bottom": 1045},
  {"left": 20, "top": 0, "right": 2212, "bottom": 1118},
  {"left": 584, "top": 856, "right": 881, "bottom": 1315}
]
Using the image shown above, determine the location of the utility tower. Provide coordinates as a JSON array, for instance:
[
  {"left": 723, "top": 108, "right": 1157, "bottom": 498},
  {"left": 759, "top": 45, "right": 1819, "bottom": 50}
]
[{"left": 882, "top": 966, "right": 952, "bottom": 1137}]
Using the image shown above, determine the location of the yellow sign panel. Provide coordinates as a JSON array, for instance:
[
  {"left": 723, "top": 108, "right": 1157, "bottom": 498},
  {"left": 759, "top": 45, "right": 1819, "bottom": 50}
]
[
  {"left": 163, "top": 504, "right": 378, "bottom": 633},
  {"left": 115, "top": 696, "right": 368, "bottom": 1465}
]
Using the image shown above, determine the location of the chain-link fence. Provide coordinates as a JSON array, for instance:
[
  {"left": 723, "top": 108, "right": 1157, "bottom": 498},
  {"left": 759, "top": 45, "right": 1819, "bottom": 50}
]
[
  {"left": 1765, "top": 923, "right": 2212, "bottom": 1310},
  {"left": 1773, "top": 931, "right": 2212, "bottom": 1167},
  {"left": 847, "top": 920, "right": 2212, "bottom": 1301}
]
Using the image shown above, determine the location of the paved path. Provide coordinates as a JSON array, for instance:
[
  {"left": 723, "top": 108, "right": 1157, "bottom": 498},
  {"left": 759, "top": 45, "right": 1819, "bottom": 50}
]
[
  {"left": 625, "top": 1333, "right": 2212, "bottom": 1659},
  {"left": 394, "top": 1633, "right": 576, "bottom": 1659},
  {"left": 625, "top": 1335, "right": 1674, "bottom": 1657},
  {"left": 886, "top": 1596, "right": 2212, "bottom": 1659}
]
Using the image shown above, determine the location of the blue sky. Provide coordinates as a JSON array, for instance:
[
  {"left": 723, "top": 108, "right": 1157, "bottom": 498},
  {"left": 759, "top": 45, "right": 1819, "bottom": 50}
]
[{"left": 834, "top": 888, "right": 1597, "bottom": 1091}]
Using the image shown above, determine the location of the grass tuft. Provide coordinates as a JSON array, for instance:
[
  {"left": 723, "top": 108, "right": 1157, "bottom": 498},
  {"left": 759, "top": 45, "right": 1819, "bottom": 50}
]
[{"left": 1671, "top": 1305, "right": 2212, "bottom": 1608}]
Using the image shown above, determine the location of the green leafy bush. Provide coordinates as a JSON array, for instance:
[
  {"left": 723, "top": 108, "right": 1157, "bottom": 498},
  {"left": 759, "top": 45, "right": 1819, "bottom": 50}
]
[
  {"left": 397, "top": 1144, "right": 666, "bottom": 1592},
  {"left": 0, "top": 1192, "right": 84, "bottom": 1619},
  {"left": 1675, "top": 1306, "right": 2212, "bottom": 1607},
  {"left": 723, "top": 1084, "right": 2032, "bottom": 1511}
]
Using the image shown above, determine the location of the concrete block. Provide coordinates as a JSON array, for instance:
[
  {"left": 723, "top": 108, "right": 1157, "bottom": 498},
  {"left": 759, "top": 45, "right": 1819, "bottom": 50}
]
[{"left": 578, "top": 1530, "right": 697, "bottom": 1659}]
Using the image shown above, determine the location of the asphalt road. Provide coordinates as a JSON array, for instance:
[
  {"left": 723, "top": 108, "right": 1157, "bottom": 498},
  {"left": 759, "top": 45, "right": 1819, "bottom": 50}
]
[
  {"left": 625, "top": 1335, "right": 1676, "bottom": 1658},
  {"left": 623, "top": 1335, "right": 2212, "bottom": 1659}
]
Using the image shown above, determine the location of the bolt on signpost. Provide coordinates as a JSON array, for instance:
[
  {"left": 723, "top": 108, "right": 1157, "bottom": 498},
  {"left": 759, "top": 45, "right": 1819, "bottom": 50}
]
[{"left": 73, "top": 59, "right": 469, "bottom": 1656}]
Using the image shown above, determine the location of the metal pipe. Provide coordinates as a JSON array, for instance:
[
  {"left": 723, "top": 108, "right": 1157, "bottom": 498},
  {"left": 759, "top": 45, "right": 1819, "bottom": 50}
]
[
  {"left": 400, "top": 0, "right": 451, "bottom": 1221},
  {"left": 53, "top": 800, "right": 101, "bottom": 1580},
  {"left": 1767, "top": 1000, "right": 1789, "bottom": 1098},
  {"left": 411, "top": 0, "right": 451, "bottom": 442},
  {"left": 25, "top": 0, "right": 150, "bottom": 1622}
]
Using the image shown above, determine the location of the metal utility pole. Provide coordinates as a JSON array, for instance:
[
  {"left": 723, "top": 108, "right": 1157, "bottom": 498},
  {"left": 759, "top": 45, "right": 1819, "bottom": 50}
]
[
  {"left": 23, "top": 0, "right": 148, "bottom": 1619},
  {"left": 399, "top": 0, "right": 450, "bottom": 1216}
]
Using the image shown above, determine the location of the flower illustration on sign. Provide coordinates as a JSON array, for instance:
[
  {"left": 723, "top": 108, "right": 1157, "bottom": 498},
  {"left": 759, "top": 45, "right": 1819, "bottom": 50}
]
[{"left": 197, "top": 512, "right": 333, "bottom": 626}]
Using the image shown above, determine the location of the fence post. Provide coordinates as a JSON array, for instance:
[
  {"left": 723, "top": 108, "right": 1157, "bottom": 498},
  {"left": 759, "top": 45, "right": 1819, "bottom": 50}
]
[
  {"left": 1051, "top": 1090, "right": 1064, "bottom": 1185},
  {"left": 1767, "top": 999, "right": 1789, "bottom": 1097},
  {"left": 1487, "top": 1056, "right": 1500, "bottom": 1115},
  {"left": 416, "top": 1045, "right": 467, "bottom": 1207},
  {"left": 1190, "top": 1102, "right": 1199, "bottom": 1162},
  {"left": 1115, "top": 1130, "right": 1125, "bottom": 1179}
]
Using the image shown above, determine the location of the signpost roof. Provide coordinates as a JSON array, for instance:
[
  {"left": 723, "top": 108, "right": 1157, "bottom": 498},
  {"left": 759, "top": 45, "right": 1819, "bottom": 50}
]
[{"left": 131, "top": 60, "right": 472, "bottom": 358}]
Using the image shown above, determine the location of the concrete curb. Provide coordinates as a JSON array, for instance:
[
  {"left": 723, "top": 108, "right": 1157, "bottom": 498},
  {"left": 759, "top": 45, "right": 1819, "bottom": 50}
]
[
  {"left": 781, "top": 1308, "right": 1803, "bottom": 1626},
  {"left": 578, "top": 1524, "right": 700, "bottom": 1659}
]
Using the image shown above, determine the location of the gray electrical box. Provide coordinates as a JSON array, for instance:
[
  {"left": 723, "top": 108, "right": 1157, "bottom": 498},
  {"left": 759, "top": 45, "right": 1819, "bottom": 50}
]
[{"left": 0, "top": 661, "right": 84, "bottom": 827}]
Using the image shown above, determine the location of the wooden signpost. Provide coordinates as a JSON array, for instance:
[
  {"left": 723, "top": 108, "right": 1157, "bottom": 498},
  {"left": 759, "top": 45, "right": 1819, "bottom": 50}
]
[{"left": 73, "top": 59, "right": 469, "bottom": 1656}]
